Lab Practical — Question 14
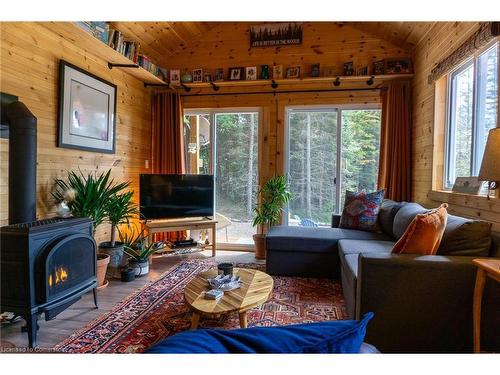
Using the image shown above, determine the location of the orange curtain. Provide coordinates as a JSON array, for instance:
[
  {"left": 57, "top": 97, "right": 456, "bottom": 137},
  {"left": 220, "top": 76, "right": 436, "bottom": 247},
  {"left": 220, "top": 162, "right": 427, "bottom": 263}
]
[
  {"left": 378, "top": 81, "right": 412, "bottom": 201},
  {"left": 151, "top": 91, "right": 186, "bottom": 242}
]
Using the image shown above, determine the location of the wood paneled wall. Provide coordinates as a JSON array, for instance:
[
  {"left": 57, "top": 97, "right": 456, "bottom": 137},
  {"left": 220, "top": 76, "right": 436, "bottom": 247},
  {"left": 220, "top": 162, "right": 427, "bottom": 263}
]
[
  {"left": 0, "top": 22, "right": 152, "bottom": 243},
  {"left": 412, "top": 22, "right": 500, "bottom": 231},
  {"left": 165, "top": 22, "right": 410, "bottom": 77},
  {"left": 175, "top": 22, "right": 404, "bottom": 191}
]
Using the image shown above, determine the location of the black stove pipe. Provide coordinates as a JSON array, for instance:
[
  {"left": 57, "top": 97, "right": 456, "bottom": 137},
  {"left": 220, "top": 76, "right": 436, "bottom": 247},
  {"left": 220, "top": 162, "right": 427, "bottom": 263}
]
[{"left": 3, "top": 101, "right": 37, "bottom": 224}]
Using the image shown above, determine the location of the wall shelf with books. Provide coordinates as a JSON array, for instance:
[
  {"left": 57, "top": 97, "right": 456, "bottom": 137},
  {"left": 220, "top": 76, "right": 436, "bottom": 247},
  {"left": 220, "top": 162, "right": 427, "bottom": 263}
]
[{"left": 40, "top": 22, "right": 167, "bottom": 85}]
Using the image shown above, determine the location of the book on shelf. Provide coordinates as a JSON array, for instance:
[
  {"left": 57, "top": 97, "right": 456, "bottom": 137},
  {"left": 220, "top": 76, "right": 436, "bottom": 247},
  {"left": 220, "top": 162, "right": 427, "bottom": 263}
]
[
  {"left": 77, "top": 22, "right": 109, "bottom": 45},
  {"left": 78, "top": 23, "right": 168, "bottom": 82}
]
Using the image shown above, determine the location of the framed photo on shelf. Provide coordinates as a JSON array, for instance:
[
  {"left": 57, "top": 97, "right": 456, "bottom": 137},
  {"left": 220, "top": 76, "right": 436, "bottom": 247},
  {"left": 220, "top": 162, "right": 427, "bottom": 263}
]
[
  {"left": 285, "top": 66, "right": 301, "bottom": 79},
  {"left": 385, "top": 58, "right": 412, "bottom": 74},
  {"left": 372, "top": 60, "right": 385, "bottom": 75},
  {"left": 192, "top": 68, "right": 203, "bottom": 83},
  {"left": 204, "top": 73, "right": 212, "bottom": 82},
  {"left": 170, "top": 69, "right": 181, "bottom": 84},
  {"left": 214, "top": 68, "right": 224, "bottom": 81},
  {"left": 228, "top": 67, "right": 244, "bottom": 81},
  {"left": 310, "top": 63, "right": 321, "bottom": 77},
  {"left": 343, "top": 61, "right": 354, "bottom": 76},
  {"left": 246, "top": 66, "right": 257, "bottom": 80},
  {"left": 273, "top": 65, "right": 283, "bottom": 79},
  {"left": 58, "top": 60, "right": 116, "bottom": 154}
]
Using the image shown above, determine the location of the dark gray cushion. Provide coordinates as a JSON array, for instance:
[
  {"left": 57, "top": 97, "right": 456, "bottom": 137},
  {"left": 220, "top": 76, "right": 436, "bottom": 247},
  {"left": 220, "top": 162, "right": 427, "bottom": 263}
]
[
  {"left": 338, "top": 239, "right": 395, "bottom": 256},
  {"left": 266, "top": 225, "right": 391, "bottom": 254},
  {"left": 378, "top": 200, "right": 405, "bottom": 238},
  {"left": 340, "top": 253, "right": 360, "bottom": 318},
  {"left": 491, "top": 232, "right": 500, "bottom": 258},
  {"left": 392, "top": 202, "right": 427, "bottom": 239},
  {"left": 437, "top": 215, "right": 492, "bottom": 256}
]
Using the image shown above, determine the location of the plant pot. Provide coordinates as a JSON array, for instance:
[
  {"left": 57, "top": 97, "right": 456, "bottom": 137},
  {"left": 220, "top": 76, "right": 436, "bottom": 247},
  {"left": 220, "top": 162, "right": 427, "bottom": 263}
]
[
  {"left": 96, "top": 253, "right": 110, "bottom": 288},
  {"left": 129, "top": 258, "right": 150, "bottom": 277},
  {"left": 99, "top": 242, "right": 126, "bottom": 279},
  {"left": 253, "top": 234, "right": 267, "bottom": 260}
]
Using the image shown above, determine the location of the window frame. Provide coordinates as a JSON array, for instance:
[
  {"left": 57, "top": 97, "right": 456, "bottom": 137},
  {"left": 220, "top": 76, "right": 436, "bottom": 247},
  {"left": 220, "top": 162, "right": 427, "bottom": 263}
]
[
  {"left": 444, "top": 41, "right": 499, "bottom": 190},
  {"left": 183, "top": 107, "right": 262, "bottom": 250}
]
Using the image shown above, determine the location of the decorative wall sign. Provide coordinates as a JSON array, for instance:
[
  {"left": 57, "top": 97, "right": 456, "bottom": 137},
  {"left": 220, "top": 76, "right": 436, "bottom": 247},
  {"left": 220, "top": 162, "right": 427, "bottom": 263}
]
[
  {"left": 58, "top": 60, "right": 116, "bottom": 154},
  {"left": 250, "top": 23, "right": 303, "bottom": 47}
]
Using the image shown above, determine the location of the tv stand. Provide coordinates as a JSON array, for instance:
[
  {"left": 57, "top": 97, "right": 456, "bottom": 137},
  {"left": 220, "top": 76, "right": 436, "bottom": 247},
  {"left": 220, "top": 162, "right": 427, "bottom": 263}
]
[{"left": 143, "top": 218, "right": 218, "bottom": 257}]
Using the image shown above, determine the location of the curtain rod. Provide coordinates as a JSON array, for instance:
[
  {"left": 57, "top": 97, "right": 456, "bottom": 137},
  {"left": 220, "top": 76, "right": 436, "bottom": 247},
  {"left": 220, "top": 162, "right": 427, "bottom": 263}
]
[{"left": 179, "top": 86, "right": 386, "bottom": 97}]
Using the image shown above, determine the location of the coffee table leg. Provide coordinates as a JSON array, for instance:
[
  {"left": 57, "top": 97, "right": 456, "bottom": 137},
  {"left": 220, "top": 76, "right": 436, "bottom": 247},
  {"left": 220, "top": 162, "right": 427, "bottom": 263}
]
[
  {"left": 239, "top": 312, "right": 248, "bottom": 328},
  {"left": 190, "top": 312, "right": 200, "bottom": 330}
]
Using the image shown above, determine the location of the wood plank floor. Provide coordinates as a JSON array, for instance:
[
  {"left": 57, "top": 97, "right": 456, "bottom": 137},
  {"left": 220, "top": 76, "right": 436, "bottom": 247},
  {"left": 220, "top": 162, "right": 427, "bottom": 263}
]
[{"left": 0, "top": 250, "right": 259, "bottom": 349}]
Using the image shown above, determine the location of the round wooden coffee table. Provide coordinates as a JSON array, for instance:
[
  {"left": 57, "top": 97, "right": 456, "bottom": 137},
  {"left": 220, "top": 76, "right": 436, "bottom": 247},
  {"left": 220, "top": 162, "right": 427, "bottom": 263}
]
[{"left": 184, "top": 268, "right": 273, "bottom": 329}]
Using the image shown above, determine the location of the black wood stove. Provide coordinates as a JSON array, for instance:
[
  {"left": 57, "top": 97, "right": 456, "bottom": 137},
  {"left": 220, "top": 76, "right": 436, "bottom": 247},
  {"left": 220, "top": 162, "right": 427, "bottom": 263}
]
[
  {"left": 0, "top": 218, "right": 98, "bottom": 347},
  {"left": 1, "top": 97, "right": 98, "bottom": 347}
]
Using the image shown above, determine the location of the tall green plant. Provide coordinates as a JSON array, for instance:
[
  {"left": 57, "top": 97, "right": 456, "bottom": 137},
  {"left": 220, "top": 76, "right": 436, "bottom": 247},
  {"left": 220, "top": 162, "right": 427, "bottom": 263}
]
[
  {"left": 252, "top": 175, "right": 291, "bottom": 235},
  {"left": 52, "top": 169, "right": 131, "bottom": 235},
  {"left": 106, "top": 190, "right": 138, "bottom": 247}
]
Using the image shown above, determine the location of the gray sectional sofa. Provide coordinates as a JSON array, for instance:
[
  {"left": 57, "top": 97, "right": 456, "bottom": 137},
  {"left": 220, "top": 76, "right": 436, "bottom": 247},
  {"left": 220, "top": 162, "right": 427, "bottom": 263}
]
[{"left": 266, "top": 199, "right": 500, "bottom": 353}]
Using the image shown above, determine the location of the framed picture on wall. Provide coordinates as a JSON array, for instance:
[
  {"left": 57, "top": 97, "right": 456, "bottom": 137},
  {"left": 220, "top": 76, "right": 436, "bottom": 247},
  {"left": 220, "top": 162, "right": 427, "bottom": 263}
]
[
  {"left": 228, "top": 67, "right": 244, "bottom": 81},
  {"left": 58, "top": 60, "right": 117, "bottom": 154}
]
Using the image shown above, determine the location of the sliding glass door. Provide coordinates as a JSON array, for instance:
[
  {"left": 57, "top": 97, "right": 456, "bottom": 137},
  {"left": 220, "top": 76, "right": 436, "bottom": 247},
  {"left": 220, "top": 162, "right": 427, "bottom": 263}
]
[
  {"left": 286, "top": 107, "right": 381, "bottom": 227},
  {"left": 184, "top": 109, "right": 259, "bottom": 246}
]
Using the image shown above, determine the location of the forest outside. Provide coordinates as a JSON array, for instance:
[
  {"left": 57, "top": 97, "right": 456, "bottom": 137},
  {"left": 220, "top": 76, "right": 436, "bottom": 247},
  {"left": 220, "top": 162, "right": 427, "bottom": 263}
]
[
  {"left": 288, "top": 108, "right": 381, "bottom": 227},
  {"left": 184, "top": 112, "right": 259, "bottom": 244}
]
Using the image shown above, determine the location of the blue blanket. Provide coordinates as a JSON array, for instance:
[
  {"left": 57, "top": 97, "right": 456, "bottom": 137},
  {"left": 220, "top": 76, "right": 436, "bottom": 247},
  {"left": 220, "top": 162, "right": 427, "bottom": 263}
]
[{"left": 146, "top": 312, "right": 374, "bottom": 354}]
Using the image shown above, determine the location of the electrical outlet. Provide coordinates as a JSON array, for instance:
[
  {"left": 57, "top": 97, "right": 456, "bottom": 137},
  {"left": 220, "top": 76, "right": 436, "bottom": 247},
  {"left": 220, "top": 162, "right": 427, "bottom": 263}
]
[{"left": 145, "top": 159, "right": 149, "bottom": 169}]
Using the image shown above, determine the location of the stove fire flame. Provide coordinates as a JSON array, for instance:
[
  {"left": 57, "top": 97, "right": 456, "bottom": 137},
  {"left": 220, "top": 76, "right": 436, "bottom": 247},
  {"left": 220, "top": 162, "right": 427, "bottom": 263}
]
[{"left": 48, "top": 267, "right": 69, "bottom": 287}]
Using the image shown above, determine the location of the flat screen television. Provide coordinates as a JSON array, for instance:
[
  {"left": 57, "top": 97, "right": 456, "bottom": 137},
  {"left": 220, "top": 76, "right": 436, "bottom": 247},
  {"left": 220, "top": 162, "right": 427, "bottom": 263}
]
[{"left": 140, "top": 174, "right": 214, "bottom": 220}]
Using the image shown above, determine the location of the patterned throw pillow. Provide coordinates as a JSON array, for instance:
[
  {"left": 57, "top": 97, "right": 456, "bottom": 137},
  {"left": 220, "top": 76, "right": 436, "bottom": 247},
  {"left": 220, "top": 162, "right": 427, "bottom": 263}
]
[{"left": 339, "top": 190, "right": 385, "bottom": 232}]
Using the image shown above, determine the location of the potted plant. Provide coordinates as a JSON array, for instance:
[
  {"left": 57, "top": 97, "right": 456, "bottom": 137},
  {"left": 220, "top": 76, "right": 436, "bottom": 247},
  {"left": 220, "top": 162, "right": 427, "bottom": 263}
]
[
  {"left": 99, "top": 190, "right": 138, "bottom": 278},
  {"left": 52, "top": 169, "right": 133, "bottom": 286},
  {"left": 252, "top": 175, "right": 291, "bottom": 260},
  {"left": 120, "top": 225, "right": 158, "bottom": 277}
]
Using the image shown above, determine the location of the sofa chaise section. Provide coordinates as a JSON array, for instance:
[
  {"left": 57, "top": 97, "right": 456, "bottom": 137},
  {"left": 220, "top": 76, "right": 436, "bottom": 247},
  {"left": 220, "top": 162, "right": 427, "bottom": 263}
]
[{"left": 266, "top": 225, "right": 390, "bottom": 278}]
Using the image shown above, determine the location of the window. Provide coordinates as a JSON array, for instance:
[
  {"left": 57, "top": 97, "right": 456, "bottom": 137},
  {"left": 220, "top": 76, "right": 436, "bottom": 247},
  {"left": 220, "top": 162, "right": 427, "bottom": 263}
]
[
  {"left": 184, "top": 110, "right": 259, "bottom": 246},
  {"left": 445, "top": 42, "right": 499, "bottom": 189},
  {"left": 286, "top": 107, "right": 381, "bottom": 226}
]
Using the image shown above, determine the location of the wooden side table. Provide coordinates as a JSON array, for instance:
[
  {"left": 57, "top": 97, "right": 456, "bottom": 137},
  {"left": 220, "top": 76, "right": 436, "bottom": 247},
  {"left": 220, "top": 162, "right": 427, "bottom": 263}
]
[
  {"left": 472, "top": 258, "right": 500, "bottom": 353},
  {"left": 142, "top": 218, "right": 218, "bottom": 257}
]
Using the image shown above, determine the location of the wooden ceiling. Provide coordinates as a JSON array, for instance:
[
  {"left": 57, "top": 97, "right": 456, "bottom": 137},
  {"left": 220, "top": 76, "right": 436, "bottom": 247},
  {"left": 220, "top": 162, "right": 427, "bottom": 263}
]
[
  {"left": 109, "top": 21, "right": 219, "bottom": 63},
  {"left": 349, "top": 22, "right": 437, "bottom": 51},
  {"left": 114, "top": 22, "right": 437, "bottom": 66}
]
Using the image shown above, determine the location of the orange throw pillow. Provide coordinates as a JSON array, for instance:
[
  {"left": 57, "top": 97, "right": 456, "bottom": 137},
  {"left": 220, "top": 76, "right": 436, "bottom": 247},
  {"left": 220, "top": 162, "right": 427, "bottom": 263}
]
[{"left": 392, "top": 203, "right": 448, "bottom": 255}]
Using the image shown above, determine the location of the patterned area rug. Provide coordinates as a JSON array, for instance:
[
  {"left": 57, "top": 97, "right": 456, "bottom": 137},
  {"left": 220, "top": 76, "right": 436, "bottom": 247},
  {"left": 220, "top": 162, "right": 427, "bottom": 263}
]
[{"left": 55, "top": 260, "right": 346, "bottom": 353}]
